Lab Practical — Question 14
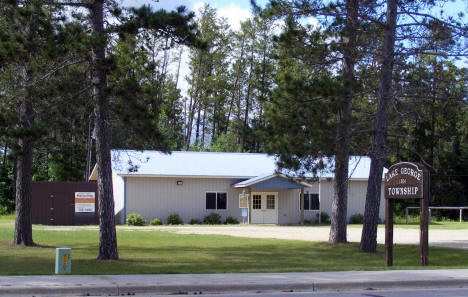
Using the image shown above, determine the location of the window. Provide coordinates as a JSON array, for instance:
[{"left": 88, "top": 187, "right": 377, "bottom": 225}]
[
  {"left": 206, "top": 192, "right": 227, "bottom": 210},
  {"left": 253, "top": 195, "right": 261, "bottom": 209},
  {"left": 300, "top": 193, "right": 320, "bottom": 210},
  {"left": 266, "top": 195, "right": 275, "bottom": 209}
]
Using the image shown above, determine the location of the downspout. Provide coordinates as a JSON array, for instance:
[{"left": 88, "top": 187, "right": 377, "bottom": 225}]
[
  {"left": 318, "top": 178, "right": 322, "bottom": 224},
  {"left": 123, "top": 177, "right": 127, "bottom": 225}
]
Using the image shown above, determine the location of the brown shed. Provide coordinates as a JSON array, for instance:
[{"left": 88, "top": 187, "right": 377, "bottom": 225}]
[{"left": 32, "top": 182, "right": 98, "bottom": 225}]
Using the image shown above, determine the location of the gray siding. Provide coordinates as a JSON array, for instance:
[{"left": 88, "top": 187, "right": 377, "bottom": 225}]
[
  {"left": 319, "top": 179, "right": 385, "bottom": 222},
  {"left": 125, "top": 177, "right": 245, "bottom": 224},
  {"left": 121, "top": 176, "right": 384, "bottom": 225}
]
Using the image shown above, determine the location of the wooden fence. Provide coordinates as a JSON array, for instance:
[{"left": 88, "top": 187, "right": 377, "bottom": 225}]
[{"left": 405, "top": 206, "right": 468, "bottom": 224}]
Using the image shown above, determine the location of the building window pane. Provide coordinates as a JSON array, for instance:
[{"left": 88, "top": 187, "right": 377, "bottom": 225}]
[
  {"left": 300, "top": 193, "right": 319, "bottom": 210},
  {"left": 217, "top": 193, "right": 227, "bottom": 210},
  {"left": 253, "top": 195, "right": 261, "bottom": 209},
  {"left": 266, "top": 195, "right": 275, "bottom": 209},
  {"left": 206, "top": 192, "right": 216, "bottom": 209},
  {"left": 303, "top": 194, "right": 310, "bottom": 210},
  {"left": 310, "top": 194, "right": 320, "bottom": 210}
]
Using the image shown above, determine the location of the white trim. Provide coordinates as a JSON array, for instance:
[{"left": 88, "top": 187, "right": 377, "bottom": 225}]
[
  {"left": 204, "top": 191, "right": 228, "bottom": 211},
  {"left": 233, "top": 174, "right": 313, "bottom": 188}
]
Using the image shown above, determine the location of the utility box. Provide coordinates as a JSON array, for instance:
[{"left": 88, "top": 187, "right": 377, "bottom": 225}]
[{"left": 55, "top": 248, "right": 71, "bottom": 274}]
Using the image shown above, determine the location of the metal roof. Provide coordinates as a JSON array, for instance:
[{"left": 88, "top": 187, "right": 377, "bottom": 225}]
[{"left": 88, "top": 150, "right": 385, "bottom": 180}]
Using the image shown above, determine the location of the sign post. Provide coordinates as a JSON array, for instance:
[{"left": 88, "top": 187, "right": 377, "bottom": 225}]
[{"left": 384, "top": 162, "right": 429, "bottom": 266}]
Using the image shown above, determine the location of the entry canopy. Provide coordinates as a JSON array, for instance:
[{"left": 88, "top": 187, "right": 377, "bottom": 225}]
[{"left": 233, "top": 173, "right": 312, "bottom": 189}]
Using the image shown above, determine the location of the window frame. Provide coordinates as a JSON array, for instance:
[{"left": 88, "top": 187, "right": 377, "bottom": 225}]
[
  {"left": 299, "top": 192, "right": 320, "bottom": 211},
  {"left": 205, "top": 191, "right": 228, "bottom": 211}
]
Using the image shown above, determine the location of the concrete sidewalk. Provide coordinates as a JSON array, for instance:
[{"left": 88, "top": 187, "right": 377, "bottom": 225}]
[{"left": 1, "top": 270, "right": 468, "bottom": 296}]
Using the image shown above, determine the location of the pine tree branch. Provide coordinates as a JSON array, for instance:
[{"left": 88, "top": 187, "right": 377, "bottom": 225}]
[{"left": 29, "top": 58, "right": 87, "bottom": 87}]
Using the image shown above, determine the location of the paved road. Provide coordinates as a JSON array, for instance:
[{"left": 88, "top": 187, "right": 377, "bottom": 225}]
[
  {"left": 2, "top": 269, "right": 468, "bottom": 296},
  {"left": 37, "top": 225, "right": 468, "bottom": 249},
  {"left": 124, "top": 288, "right": 468, "bottom": 297}
]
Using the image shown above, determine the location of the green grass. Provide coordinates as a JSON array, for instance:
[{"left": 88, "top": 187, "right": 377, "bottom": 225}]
[{"left": 1, "top": 215, "right": 468, "bottom": 275}]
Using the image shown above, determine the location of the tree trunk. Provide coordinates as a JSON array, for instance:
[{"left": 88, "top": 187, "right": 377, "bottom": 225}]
[
  {"left": 195, "top": 105, "right": 201, "bottom": 144},
  {"left": 14, "top": 66, "right": 34, "bottom": 246},
  {"left": 242, "top": 47, "right": 255, "bottom": 151},
  {"left": 360, "top": 0, "right": 397, "bottom": 253},
  {"left": 90, "top": 0, "right": 118, "bottom": 260},
  {"left": 329, "top": 0, "right": 359, "bottom": 244}
]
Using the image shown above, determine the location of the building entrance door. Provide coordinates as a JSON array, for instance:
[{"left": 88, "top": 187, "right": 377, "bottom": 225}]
[{"left": 251, "top": 192, "right": 278, "bottom": 224}]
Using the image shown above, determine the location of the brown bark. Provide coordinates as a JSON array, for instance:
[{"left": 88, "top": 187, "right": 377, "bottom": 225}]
[
  {"left": 90, "top": 0, "right": 118, "bottom": 260},
  {"left": 360, "top": 0, "right": 397, "bottom": 253},
  {"left": 226, "top": 36, "right": 245, "bottom": 134},
  {"left": 242, "top": 47, "right": 255, "bottom": 151},
  {"left": 14, "top": 66, "right": 34, "bottom": 246},
  {"left": 329, "top": 0, "right": 359, "bottom": 244}
]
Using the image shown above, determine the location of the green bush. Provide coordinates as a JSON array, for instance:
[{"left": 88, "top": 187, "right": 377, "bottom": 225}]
[
  {"left": 349, "top": 213, "right": 364, "bottom": 224},
  {"left": 149, "top": 218, "right": 162, "bottom": 225},
  {"left": 0, "top": 205, "right": 10, "bottom": 215},
  {"left": 225, "top": 216, "right": 239, "bottom": 224},
  {"left": 167, "top": 213, "right": 183, "bottom": 225},
  {"left": 203, "top": 212, "right": 222, "bottom": 224},
  {"left": 303, "top": 219, "right": 313, "bottom": 225},
  {"left": 127, "top": 213, "right": 146, "bottom": 226},
  {"left": 189, "top": 218, "right": 201, "bottom": 225},
  {"left": 317, "top": 212, "right": 330, "bottom": 224}
]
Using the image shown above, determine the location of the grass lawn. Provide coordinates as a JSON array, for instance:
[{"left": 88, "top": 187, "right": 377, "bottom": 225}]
[{"left": 1, "top": 215, "right": 468, "bottom": 275}]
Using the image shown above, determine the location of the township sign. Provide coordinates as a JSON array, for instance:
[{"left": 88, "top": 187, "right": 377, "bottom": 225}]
[{"left": 384, "top": 162, "right": 424, "bottom": 199}]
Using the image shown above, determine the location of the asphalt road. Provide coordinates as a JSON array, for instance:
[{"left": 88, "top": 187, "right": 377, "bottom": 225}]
[{"left": 117, "top": 288, "right": 468, "bottom": 297}]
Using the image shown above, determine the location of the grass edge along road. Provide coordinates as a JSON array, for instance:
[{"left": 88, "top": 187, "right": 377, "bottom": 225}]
[{"left": 1, "top": 215, "right": 468, "bottom": 275}]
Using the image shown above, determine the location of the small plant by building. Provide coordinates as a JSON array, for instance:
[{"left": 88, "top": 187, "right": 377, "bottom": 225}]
[
  {"left": 127, "top": 213, "right": 146, "bottom": 226},
  {"left": 349, "top": 213, "right": 364, "bottom": 224},
  {"left": 167, "top": 213, "right": 183, "bottom": 225},
  {"left": 203, "top": 212, "right": 221, "bottom": 224},
  {"left": 225, "top": 216, "right": 239, "bottom": 224},
  {"left": 150, "top": 218, "right": 162, "bottom": 225}
]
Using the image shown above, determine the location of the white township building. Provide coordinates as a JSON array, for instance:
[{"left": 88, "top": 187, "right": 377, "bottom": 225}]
[{"left": 89, "top": 150, "right": 385, "bottom": 224}]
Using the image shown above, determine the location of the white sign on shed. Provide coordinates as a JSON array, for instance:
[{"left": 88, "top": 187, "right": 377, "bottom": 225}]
[{"left": 74, "top": 192, "right": 95, "bottom": 213}]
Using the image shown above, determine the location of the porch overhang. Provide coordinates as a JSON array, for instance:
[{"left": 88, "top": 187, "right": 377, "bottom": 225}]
[{"left": 232, "top": 173, "right": 312, "bottom": 189}]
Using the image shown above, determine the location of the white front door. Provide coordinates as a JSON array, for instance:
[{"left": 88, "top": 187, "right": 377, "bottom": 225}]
[{"left": 251, "top": 192, "right": 278, "bottom": 224}]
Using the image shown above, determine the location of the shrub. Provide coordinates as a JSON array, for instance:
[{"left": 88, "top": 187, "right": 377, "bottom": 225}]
[
  {"left": 225, "top": 216, "right": 239, "bottom": 224},
  {"left": 203, "top": 212, "right": 222, "bottom": 224},
  {"left": 167, "top": 213, "right": 183, "bottom": 225},
  {"left": 149, "top": 218, "right": 162, "bottom": 225},
  {"left": 303, "top": 219, "right": 313, "bottom": 225},
  {"left": 317, "top": 212, "right": 330, "bottom": 224},
  {"left": 349, "top": 213, "right": 364, "bottom": 224},
  {"left": 0, "top": 205, "right": 9, "bottom": 216},
  {"left": 189, "top": 218, "right": 201, "bottom": 225},
  {"left": 127, "top": 213, "right": 146, "bottom": 226}
]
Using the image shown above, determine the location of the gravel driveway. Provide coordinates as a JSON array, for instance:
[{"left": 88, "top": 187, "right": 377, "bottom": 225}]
[
  {"left": 119, "top": 225, "right": 468, "bottom": 250},
  {"left": 38, "top": 224, "right": 468, "bottom": 249}
]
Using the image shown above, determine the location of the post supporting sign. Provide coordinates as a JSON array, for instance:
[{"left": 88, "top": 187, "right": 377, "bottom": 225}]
[{"left": 384, "top": 162, "right": 429, "bottom": 266}]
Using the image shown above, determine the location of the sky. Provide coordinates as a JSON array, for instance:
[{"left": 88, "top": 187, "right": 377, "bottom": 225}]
[
  {"left": 120, "top": 0, "right": 467, "bottom": 94},
  {"left": 122, "top": 0, "right": 263, "bottom": 30}
]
